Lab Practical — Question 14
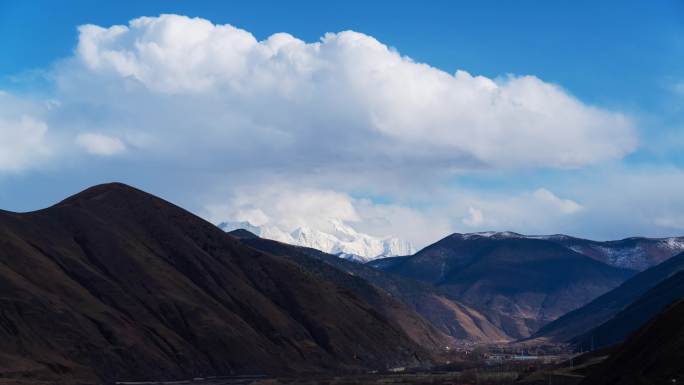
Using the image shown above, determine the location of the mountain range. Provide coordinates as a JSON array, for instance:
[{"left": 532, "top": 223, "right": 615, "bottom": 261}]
[
  {"left": 221, "top": 227, "right": 684, "bottom": 340},
  {"left": 369, "top": 232, "right": 636, "bottom": 337},
  {"left": 228, "top": 225, "right": 684, "bottom": 381},
  {"left": 1, "top": 184, "right": 682, "bottom": 383},
  {"left": 219, "top": 220, "right": 414, "bottom": 262},
  {"left": 0, "top": 184, "right": 429, "bottom": 383},
  {"left": 229, "top": 229, "right": 513, "bottom": 343}
]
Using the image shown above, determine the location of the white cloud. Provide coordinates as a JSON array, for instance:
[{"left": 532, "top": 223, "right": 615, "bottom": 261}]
[
  {"left": 426, "top": 167, "right": 684, "bottom": 241},
  {"left": 567, "top": 166, "right": 684, "bottom": 238},
  {"left": 654, "top": 216, "right": 684, "bottom": 230},
  {"left": 228, "top": 207, "right": 271, "bottom": 227},
  {"left": 60, "top": 14, "right": 636, "bottom": 171},
  {"left": 533, "top": 188, "right": 582, "bottom": 214},
  {"left": 201, "top": 183, "right": 589, "bottom": 248},
  {"left": 9, "top": 14, "right": 677, "bottom": 246},
  {"left": 353, "top": 198, "right": 454, "bottom": 248},
  {"left": 203, "top": 183, "right": 454, "bottom": 248},
  {"left": 196, "top": 165, "right": 684, "bottom": 248},
  {"left": 434, "top": 186, "right": 585, "bottom": 235},
  {"left": 0, "top": 92, "right": 52, "bottom": 172},
  {"left": 76, "top": 133, "right": 126, "bottom": 156},
  {"left": 205, "top": 184, "right": 361, "bottom": 233},
  {"left": 463, "top": 207, "right": 485, "bottom": 227}
]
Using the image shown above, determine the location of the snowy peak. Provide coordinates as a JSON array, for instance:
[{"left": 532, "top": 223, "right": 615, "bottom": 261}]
[
  {"left": 219, "top": 219, "right": 414, "bottom": 262},
  {"left": 290, "top": 226, "right": 340, "bottom": 254}
]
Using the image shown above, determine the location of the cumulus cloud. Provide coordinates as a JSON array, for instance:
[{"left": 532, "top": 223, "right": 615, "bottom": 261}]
[
  {"left": 533, "top": 188, "right": 582, "bottom": 214},
  {"left": 6, "top": 14, "right": 673, "bottom": 246},
  {"left": 205, "top": 184, "right": 361, "bottom": 233},
  {"left": 436, "top": 185, "right": 587, "bottom": 236},
  {"left": 76, "top": 133, "right": 126, "bottom": 155},
  {"left": 61, "top": 14, "right": 636, "bottom": 171},
  {"left": 0, "top": 92, "right": 52, "bottom": 172}
]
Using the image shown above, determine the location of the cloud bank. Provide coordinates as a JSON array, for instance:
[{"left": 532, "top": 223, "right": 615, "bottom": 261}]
[
  {"left": 6, "top": 14, "right": 678, "bottom": 247},
  {"left": 62, "top": 14, "right": 637, "bottom": 170}
]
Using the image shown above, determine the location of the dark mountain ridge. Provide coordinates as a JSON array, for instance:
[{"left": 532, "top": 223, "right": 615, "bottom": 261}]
[
  {"left": 227, "top": 229, "right": 456, "bottom": 348},
  {"left": 0, "top": 183, "right": 429, "bottom": 383},
  {"left": 532, "top": 251, "right": 684, "bottom": 343},
  {"left": 230, "top": 230, "right": 512, "bottom": 343}
]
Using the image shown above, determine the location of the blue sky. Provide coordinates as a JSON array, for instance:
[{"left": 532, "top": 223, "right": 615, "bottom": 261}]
[
  {"left": 3, "top": 1, "right": 683, "bottom": 107},
  {"left": 1, "top": 1, "right": 683, "bottom": 245}
]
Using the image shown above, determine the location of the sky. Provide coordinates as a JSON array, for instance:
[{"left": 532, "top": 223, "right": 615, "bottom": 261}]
[{"left": 1, "top": 0, "right": 683, "bottom": 247}]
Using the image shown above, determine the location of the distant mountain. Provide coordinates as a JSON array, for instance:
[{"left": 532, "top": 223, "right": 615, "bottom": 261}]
[
  {"left": 580, "top": 298, "right": 684, "bottom": 385},
  {"left": 545, "top": 235, "right": 684, "bottom": 271},
  {"left": 532, "top": 251, "right": 684, "bottom": 344},
  {"left": 371, "top": 233, "right": 635, "bottom": 338},
  {"left": 0, "top": 184, "right": 429, "bottom": 383},
  {"left": 442, "top": 232, "right": 684, "bottom": 271},
  {"left": 230, "top": 230, "right": 513, "bottom": 343},
  {"left": 219, "top": 219, "right": 414, "bottom": 262}
]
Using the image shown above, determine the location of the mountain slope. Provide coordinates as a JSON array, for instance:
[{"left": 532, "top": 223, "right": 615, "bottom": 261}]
[
  {"left": 572, "top": 269, "right": 684, "bottom": 351},
  {"left": 0, "top": 183, "right": 429, "bottom": 383},
  {"left": 373, "top": 233, "right": 635, "bottom": 338},
  {"left": 580, "top": 298, "right": 684, "bottom": 385},
  {"left": 227, "top": 229, "right": 452, "bottom": 348},
  {"left": 219, "top": 220, "right": 414, "bottom": 262},
  {"left": 532, "top": 251, "right": 684, "bottom": 343},
  {"left": 230, "top": 230, "right": 511, "bottom": 343}
]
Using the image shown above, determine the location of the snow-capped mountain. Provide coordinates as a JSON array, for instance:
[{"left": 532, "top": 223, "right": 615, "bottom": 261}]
[
  {"left": 218, "top": 219, "right": 414, "bottom": 262},
  {"left": 451, "top": 231, "right": 684, "bottom": 271}
]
